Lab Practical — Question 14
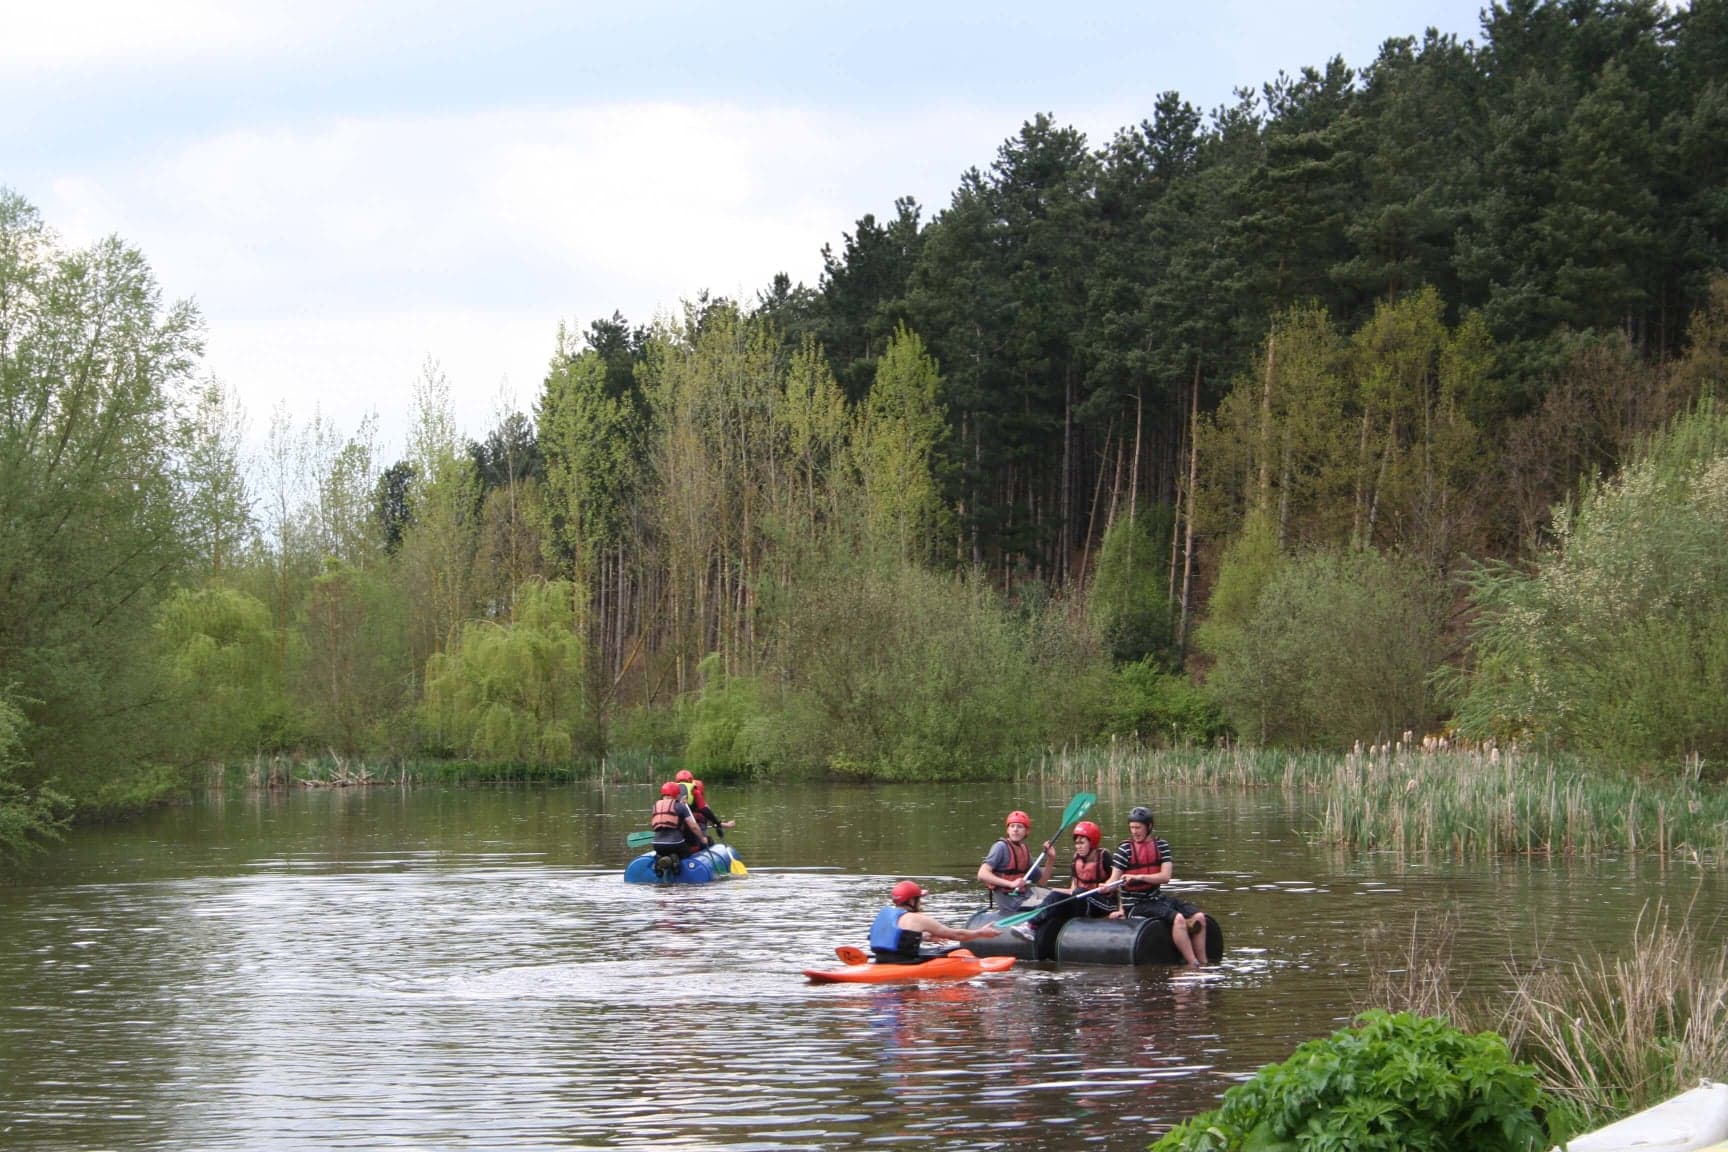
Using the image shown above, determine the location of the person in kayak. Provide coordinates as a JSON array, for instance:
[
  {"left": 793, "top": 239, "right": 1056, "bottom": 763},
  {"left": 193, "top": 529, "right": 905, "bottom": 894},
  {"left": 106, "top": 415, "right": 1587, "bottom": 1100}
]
[
  {"left": 977, "top": 810, "right": 1052, "bottom": 912},
  {"left": 1006, "top": 819, "right": 1118, "bottom": 941},
  {"left": 675, "top": 769, "right": 735, "bottom": 840},
  {"left": 869, "top": 881, "right": 1002, "bottom": 964},
  {"left": 1107, "top": 805, "right": 1210, "bottom": 968},
  {"left": 649, "top": 781, "right": 709, "bottom": 858}
]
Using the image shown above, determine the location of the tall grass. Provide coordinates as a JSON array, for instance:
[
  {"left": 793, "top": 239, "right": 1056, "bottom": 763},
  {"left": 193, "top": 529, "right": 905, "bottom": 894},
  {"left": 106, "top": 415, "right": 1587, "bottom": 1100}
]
[
  {"left": 203, "top": 748, "right": 674, "bottom": 790},
  {"left": 1030, "top": 742, "right": 1728, "bottom": 861},
  {"left": 1360, "top": 906, "right": 1728, "bottom": 1131}
]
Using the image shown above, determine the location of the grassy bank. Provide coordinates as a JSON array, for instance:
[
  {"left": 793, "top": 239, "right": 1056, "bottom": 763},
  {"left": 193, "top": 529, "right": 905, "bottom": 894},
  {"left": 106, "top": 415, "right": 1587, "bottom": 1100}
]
[
  {"left": 1029, "top": 742, "right": 1728, "bottom": 862},
  {"left": 1361, "top": 908, "right": 1728, "bottom": 1130}
]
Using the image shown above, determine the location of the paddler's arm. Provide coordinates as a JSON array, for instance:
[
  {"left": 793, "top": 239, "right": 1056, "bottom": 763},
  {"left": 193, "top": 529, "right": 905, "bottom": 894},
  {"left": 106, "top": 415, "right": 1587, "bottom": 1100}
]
[{"left": 902, "top": 912, "right": 1000, "bottom": 942}]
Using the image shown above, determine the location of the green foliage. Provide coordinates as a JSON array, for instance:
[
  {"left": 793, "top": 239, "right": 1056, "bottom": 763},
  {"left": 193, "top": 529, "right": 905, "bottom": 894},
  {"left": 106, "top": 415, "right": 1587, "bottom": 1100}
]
[
  {"left": 1194, "top": 510, "right": 1284, "bottom": 661},
  {"left": 1152, "top": 1011, "right": 1555, "bottom": 1152},
  {"left": 1104, "top": 660, "right": 1227, "bottom": 746},
  {"left": 156, "top": 587, "right": 292, "bottom": 760},
  {"left": 1450, "top": 404, "right": 1728, "bottom": 765},
  {"left": 298, "top": 560, "right": 411, "bottom": 757},
  {"left": 1204, "top": 548, "right": 1448, "bottom": 746},
  {"left": 0, "top": 189, "right": 201, "bottom": 793},
  {"left": 1088, "top": 510, "right": 1175, "bottom": 665},
  {"left": 762, "top": 545, "right": 1106, "bottom": 779},
  {"left": 683, "top": 654, "right": 773, "bottom": 777},
  {"left": 852, "top": 324, "right": 948, "bottom": 561},
  {"left": 422, "top": 579, "right": 592, "bottom": 765},
  {"left": 0, "top": 694, "right": 70, "bottom": 867}
]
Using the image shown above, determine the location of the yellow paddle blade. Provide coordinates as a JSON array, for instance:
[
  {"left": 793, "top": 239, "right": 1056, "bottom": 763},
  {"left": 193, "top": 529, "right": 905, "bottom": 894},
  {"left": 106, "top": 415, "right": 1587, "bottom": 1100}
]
[{"left": 730, "top": 858, "right": 749, "bottom": 875}]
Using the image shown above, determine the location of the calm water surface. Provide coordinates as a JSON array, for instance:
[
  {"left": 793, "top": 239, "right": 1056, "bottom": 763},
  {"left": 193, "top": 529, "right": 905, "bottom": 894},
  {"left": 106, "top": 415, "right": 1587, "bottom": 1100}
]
[{"left": 2, "top": 781, "right": 1723, "bottom": 1151}]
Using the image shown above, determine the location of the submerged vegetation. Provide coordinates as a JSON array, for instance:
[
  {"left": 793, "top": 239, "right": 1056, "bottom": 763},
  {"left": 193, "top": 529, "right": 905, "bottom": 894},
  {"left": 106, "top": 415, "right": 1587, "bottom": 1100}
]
[{"left": 6, "top": 2, "right": 1728, "bottom": 861}]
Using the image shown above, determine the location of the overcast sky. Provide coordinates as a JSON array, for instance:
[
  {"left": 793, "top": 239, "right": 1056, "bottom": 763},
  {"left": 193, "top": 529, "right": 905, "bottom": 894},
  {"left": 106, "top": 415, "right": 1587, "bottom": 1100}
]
[{"left": 5, "top": 0, "right": 1488, "bottom": 456}]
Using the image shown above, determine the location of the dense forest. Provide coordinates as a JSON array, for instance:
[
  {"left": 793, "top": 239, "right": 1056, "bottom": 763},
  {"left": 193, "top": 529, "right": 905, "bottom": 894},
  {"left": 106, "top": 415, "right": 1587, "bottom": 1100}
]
[{"left": 5, "top": 0, "right": 1728, "bottom": 858}]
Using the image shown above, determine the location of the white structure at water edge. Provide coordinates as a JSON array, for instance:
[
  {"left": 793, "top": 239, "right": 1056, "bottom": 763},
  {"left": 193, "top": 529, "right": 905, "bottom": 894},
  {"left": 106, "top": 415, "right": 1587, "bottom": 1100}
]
[{"left": 1565, "top": 1082, "right": 1728, "bottom": 1152}]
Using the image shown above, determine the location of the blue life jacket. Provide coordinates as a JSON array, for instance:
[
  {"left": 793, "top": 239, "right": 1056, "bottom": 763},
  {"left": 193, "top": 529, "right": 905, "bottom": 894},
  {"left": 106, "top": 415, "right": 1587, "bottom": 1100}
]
[{"left": 868, "top": 905, "right": 922, "bottom": 961}]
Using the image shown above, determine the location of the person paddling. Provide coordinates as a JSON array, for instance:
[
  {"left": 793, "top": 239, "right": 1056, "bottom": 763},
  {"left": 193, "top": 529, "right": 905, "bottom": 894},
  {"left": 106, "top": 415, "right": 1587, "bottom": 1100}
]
[
  {"left": 869, "top": 881, "right": 1002, "bottom": 964},
  {"left": 1107, "top": 805, "right": 1210, "bottom": 968},
  {"left": 977, "top": 810, "right": 1051, "bottom": 912},
  {"left": 675, "top": 769, "right": 735, "bottom": 840},
  {"left": 648, "top": 781, "right": 709, "bottom": 878},
  {"left": 1007, "top": 820, "right": 1116, "bottom": 941}
]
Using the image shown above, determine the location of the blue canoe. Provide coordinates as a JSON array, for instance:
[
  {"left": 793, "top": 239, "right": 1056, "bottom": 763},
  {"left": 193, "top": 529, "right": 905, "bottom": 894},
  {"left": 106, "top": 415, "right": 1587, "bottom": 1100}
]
[{"left": 623, "top": 842, "right": 746, "bottom": 884}]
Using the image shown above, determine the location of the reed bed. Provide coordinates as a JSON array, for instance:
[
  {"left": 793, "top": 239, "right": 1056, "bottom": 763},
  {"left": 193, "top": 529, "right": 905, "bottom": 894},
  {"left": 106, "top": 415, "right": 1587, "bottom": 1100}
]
[
  {"left": 1359, "top": 906, "right": 1728, "bottom": 1130},
  {"left": 206, "top": 751, "right": 672, "bottom": 790},
  {"left": 1029, "top": 741, "right": 1728, "bottom": 861}
]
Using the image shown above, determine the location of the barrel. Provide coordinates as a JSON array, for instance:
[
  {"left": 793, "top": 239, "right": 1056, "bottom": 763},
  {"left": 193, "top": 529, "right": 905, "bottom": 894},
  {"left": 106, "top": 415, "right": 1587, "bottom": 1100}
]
[
  {"left": 1054, "top": 914, "right": 1225, "bottom": 966},
  {"left": 962, "top": 909, "right": 1044, "bottom": 961}
]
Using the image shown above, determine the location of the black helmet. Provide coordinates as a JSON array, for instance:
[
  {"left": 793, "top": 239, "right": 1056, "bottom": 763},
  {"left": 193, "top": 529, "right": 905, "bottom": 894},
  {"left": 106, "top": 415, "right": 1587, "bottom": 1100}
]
[{"left": 1128, "top": 806, "right": 1154, "bottom": 827}]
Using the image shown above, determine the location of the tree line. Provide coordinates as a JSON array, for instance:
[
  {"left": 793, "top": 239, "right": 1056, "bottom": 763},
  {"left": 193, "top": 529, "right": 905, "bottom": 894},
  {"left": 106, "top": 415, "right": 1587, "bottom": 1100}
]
[{"left": 4, "top": 0, "right": 1727, "bottom": 861}]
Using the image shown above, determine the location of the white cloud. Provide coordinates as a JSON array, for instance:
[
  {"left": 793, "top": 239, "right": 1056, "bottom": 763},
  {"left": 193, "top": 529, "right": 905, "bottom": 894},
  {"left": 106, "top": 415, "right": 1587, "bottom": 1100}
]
[
  {"left": 2, "top": 2, "right": 318, "bottom": 72},
  {"left": 39, "top": 100, "right": 1094, "bottom": 455}
]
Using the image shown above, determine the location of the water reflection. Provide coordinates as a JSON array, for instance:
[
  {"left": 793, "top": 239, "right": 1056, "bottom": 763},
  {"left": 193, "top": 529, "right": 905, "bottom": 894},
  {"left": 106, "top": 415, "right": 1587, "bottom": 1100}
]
[{"left": 0, "top": 782, "right": 1723, "bottom": 1150}]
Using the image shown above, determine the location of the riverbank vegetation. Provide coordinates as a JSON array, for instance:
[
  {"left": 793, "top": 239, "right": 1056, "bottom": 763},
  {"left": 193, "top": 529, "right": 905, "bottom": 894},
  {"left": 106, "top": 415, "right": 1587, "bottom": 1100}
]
[
  {"left": 1361, "top": 908, "right": 1728, "bottom": 1130},
  {"left": 6, "top": 2, "right": 1728, "bottom": 856}
]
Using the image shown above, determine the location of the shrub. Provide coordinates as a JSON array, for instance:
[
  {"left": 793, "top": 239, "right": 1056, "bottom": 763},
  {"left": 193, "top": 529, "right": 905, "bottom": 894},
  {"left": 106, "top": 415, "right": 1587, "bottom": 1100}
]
[
  {"left": 1450, "top": 403, "right": 1728, "bottom": 766},
  {"left": 0, "top": 694, "right": 70, "bottom": 866},
  {"left": 1104, "top": 660, "right": 1227, "bottom": 745},
  {"left": 1152, "top": 1011, "right": 1556, "bottom": 1152},
  {"left": 1089, "top": 509, "right": 1175, "bottom": 665},
  {"left": 421, "top": 579, "right": 594, "bottom": 764},
  {"left": 1204, "top": 548, "right": 1448, "bottom": 746},
  {"left": 156, "top": 586, "right": 293, "bottom": 762},
  {"left": 683, "top": 654, "right": 773, "bottom": 777}
]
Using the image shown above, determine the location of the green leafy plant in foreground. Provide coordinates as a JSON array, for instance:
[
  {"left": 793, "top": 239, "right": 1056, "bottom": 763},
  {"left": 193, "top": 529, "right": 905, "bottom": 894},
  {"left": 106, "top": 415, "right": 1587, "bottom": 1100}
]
[{"left": 1152, "top": 1011, "right": 1558, "bottom": 1152}]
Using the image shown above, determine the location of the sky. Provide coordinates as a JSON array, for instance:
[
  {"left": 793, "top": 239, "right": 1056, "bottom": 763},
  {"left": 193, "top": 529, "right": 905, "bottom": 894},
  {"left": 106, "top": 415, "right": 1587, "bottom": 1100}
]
[{"left": 5, "top": 0, "right": 1491, "bottom": 457}]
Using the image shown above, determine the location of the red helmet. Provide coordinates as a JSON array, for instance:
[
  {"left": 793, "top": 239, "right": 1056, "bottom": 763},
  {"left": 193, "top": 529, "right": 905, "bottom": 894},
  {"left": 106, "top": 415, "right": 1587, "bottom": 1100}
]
[
  {"left": 1072, "top": 820, "right": 1102, "bottom": 844},
  {"left": 675, "top": 770, "right": 694, "bottom": 782},
  {"left": 660, "top": 782, "right": 682, "bottom": 797},
  {"left": 891, "top": 880, "right": 928, "bottom": 905},
  {"left": 1005, "top": 810, "right": 1032, "bottom": 829}
]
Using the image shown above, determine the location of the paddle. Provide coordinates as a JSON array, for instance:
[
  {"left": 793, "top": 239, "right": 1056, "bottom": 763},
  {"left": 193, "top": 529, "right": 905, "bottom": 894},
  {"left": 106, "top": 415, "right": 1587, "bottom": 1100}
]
[
  {"left": 1014, "top": 792, "right": 1096, "bottom": 896},
  {"left": 627, "top": 826, "right": 741, "bottom": 850},
  {"left": 992, "top": 877, "right": 1126, "bottom": 929},
  {"left": 836, "top": 945, "right": 868, "bottom": 966}
]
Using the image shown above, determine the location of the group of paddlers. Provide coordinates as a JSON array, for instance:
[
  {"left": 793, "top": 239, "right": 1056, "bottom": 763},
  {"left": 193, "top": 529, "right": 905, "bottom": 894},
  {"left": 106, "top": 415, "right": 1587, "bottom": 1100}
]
[
  {"left": 645, "top": 771, "right": 734, "bottom": 876},
  {"left": 872, "top": 804, "right": 1212, "bottom": 968}
]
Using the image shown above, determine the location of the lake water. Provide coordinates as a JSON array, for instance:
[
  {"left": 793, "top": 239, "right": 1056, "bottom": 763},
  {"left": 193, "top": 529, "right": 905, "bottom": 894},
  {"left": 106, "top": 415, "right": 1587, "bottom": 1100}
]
[{"left": 2, "top": 780, "right": 1723, "bottom": 1150}]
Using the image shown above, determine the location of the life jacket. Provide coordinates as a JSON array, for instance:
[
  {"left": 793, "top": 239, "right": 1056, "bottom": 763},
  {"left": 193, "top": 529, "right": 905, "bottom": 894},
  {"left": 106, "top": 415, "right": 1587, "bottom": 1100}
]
[
  {"left": 1121, "top": 835, "right": 1164, "bottom": 893},
  {"left": 649, "top": 797, "right": 683, "bottom": 831},
  {"left": 868, "top": 905, "right": 923, "bottom": 961},
  {"left": 678, "top": 781, "right": 696, "bottom": 805},
  {"left": 986, "top": 838, "right": 1031, "bottom": 892},
  {"left": 691, "top": 779, "right": 708, "bottom": 810},
  {"left": 1071, "top": 847, "right": 1108, "bottom": 890}
]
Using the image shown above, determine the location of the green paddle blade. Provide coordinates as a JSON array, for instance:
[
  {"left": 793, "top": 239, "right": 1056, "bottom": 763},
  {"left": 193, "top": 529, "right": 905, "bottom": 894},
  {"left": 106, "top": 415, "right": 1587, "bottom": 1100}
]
[
  {"left": 1056, "top": 791, "right": 1096, "bottom": 833},
  {"left": 993, "top": 906, "right": 1042, "bottom": 929},
  {"left": 625, "top": 830, "right": 656, "bottom": 848}
]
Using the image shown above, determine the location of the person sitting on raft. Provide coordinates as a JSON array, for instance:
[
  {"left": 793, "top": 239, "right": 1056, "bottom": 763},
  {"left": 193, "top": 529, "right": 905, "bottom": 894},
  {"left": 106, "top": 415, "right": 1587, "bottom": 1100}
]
[
  {"left": 976, "top": 809, "right": 1051, "bottom": 912},
  {"left": 648, "top": 781, "right": 710, "bottom": 858},
  {"left": 675, "top": 769, "right": 735, "bottom": 840},
  {"left": 870, "top": 881, "right": 1002, "bottom": 964},
  {"left": 1107, "top": 805, "right": 1210, "bottom": 968},
  {"left": 1007, "top": 819, "right": 1116, "bottom": 941}
]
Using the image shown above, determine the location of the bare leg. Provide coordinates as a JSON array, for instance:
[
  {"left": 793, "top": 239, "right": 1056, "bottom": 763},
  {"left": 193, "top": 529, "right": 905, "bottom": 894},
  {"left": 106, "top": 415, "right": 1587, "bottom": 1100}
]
[
  {"left": 1187, "top": 912, "right": 1208, "bottom": 965},
  {"left": 1171, "top": 913, "right": 1201, "bottom": 967}
]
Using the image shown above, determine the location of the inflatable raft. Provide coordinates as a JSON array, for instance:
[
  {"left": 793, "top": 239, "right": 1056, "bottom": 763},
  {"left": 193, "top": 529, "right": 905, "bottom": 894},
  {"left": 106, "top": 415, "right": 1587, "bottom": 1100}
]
[
  {"left": 962, "top": 901, "right": 1224, "bottom": 966},
  {"left": 623, "top": 842, "right": 746, "bottom": 884},
  {"left": 804, "top": 950, "right": 1016, "bottom": 984}
]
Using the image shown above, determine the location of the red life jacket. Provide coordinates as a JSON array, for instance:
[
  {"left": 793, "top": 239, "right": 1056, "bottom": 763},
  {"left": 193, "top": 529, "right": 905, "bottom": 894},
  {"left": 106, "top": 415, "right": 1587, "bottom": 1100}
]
[
  {"left": 988, "top": 838, "right": 1031, "bottom": 892},
  {"left": 691, "top": 780, "right": 707, "bottom": 810},
  {"left": 1122, "top": 836, "right": 1164, "bottom": 892},
  {"left": 1071, "top": 847, "right": 1108, "bottom": 890},
  {"left": 649, "top": 797, "right": 682, "bottom": 831}
]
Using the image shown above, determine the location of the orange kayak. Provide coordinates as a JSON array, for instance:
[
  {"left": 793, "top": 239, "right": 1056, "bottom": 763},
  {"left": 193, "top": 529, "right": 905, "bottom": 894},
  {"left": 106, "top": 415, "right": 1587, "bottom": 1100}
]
[{"left": 803, "top": 950, "right": 1016, "bottom": 984}]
